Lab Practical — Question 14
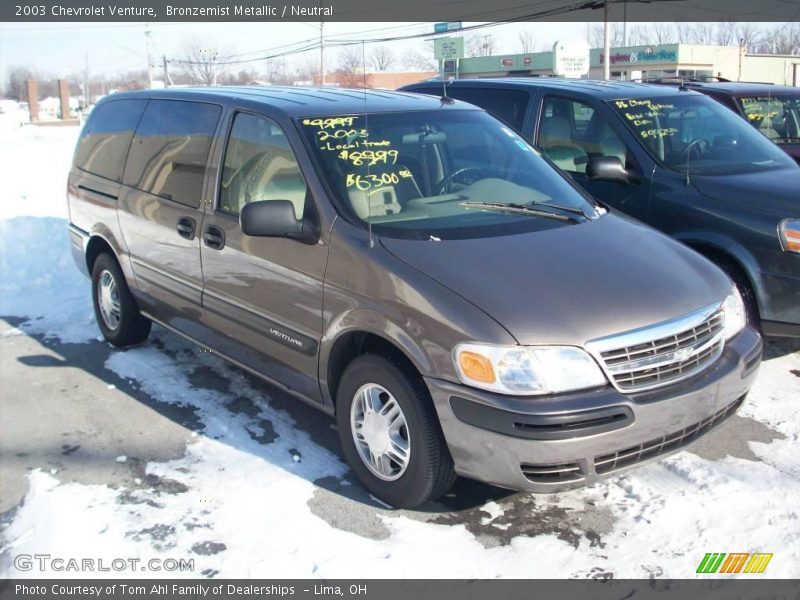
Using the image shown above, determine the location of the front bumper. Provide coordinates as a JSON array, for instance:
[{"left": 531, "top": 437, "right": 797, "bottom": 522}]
[{"left": 426, "top": 326, "right": 762, "bottom": 493}]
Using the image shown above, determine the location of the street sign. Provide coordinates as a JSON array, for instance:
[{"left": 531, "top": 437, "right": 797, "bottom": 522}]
[
  {"left": 553, "top": 40, "right": 590, "bottom": 78},
  {"left": 434, "top": 21, "right": 462, "bottom": 34},
  {"left": 443, "top": 59, "right": 458, "bottom": 78},
  {"left": 434, "top": 37, "right": 464, "bottom": 61}
]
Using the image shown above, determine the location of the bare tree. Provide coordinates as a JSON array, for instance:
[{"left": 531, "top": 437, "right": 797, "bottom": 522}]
[
  {"left": 735, "top": 23, "right": 762, "bottom": 52},
  {"left": 178, "top": 37, "right": 232, "bottom": 86},
  {"left": 338, "top": 45, "right": 364, "bottom": 73},
  {"left": 400, "top": 42, "right": 437, "bottom": 71},
  {"left": 518, "top": 30, "right": 535, "bottom": 53},
  {"left": 336, "top": 46, "right": 371, "bottom": 87},
  {"left": 264, "top": 58, "right": 287, "bottom": 84},
  {"left": 759, "top": 23, "right": 800, "bottom": 54},
  {"left": 466, "top": 34, "right": 496, "bottom": 58},
  {"left": 4, "top": 65, "right": 35, "bottom": 101},
  {"left": 369, "top": 45, "right": 395, "bottom": 71}
]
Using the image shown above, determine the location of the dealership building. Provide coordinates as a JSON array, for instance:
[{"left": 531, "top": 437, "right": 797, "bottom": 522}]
[{"left": 455, "top": 43, "right": 800, "bottom": 85}]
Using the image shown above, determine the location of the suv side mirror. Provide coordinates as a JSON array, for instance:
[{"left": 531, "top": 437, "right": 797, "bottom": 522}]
[
  {"left": 240, "top": 200, "right": 319, "bottom": 245},
  {"left": 586, "top": 156, "right": 630, "bottom": 184}
]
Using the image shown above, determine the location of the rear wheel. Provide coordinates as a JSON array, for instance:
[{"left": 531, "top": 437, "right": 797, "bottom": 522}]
[
  {"left": 336, "top": 354, "right": 456, "bottom": 508},
  {"left": 91, "top": 253, "right": 151, "bottom": 347}
]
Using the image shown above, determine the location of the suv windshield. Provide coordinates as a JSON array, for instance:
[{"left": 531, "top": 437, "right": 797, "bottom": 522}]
[
  {"left": 736, "top": 94, "right": 800, "bottom": 145},
  {"left": 610, "top": 94, "right": 796, "bottom": 175},
  {"left": 299, "top": 110, "right": 600, "bottom": 239}
]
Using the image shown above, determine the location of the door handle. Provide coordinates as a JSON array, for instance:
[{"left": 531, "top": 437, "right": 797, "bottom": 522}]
[
  {"left": 176, "top": 217, "right": 196, "bottom": 240},
  {"left": 203, "top": 225, "right": 226, "bottom": 250}
]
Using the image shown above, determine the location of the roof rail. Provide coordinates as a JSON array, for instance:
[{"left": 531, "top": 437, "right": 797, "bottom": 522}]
[{"left": 633, "top": 75, "right": 733, "bottom": 85}]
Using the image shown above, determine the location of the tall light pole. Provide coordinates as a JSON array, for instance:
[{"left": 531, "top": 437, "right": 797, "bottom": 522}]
[
  {"left": 144, "top": 24, "right": 154, "bottom": 89},
  {"left": 603, "top": 0, "right": 611, "bottom": 80},
  {"left": 319, "top": 21, "right": 325, "bottom": 85}
]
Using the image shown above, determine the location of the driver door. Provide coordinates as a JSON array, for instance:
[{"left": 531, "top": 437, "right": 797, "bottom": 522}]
[
  {"left": 200, "top": 110, "right": 328, "bottom": 403},
  {"left": 534, "top": 95, "right": 651, "bottom": 222}
]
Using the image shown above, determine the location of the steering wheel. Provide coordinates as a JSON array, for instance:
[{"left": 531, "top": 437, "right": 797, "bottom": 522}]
[
  {"left": 435, "top": 167, "right": 483, "bottom": 195},
  {"left": 678, "top": 138, "right": 710, "bottom": 161}
]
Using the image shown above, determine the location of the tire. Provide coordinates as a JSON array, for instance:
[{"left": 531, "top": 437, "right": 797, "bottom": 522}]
[
  {"left": 336, "top": 354, "right": 456, "bottom": 508},
  {"left": 91, "top": 253, "right": 151, "bottom": 347},
  {"left": 717, "top": 261, "right": 760, "bottom": 330}
]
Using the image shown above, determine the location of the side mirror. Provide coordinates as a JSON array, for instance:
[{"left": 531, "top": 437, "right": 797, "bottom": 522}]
[
  {"left": 586, "top": 156, "right": 630, "bottom": 184},
  {"left": 240, "top": 200, "right": 319, "bottom": 245}
]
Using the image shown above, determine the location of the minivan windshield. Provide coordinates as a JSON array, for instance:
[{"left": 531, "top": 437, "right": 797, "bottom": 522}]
[
  {"left": 736, "top": 94, "right": 800, "bottom": 146},
  {"left": 299, "top": 110, "right": 601, "bottom": 239},
  {"left": 609, "top": 94, "right": 796, "bottom": 175}
]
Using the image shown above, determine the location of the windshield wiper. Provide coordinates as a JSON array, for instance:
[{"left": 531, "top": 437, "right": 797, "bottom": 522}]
[
  {"left": 533, "top": 202, "right": 594, "bottom": 219},
  {"left": 458, "top": 201, "right": 581, "bottom": 223}
]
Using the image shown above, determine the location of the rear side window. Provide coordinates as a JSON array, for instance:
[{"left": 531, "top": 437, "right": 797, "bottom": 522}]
[
  {"left": 74, "top": 99, "right": 146, "bottom": 182},
  {"left": 123, "top": 99, "right": 221, "bottom": 207}
]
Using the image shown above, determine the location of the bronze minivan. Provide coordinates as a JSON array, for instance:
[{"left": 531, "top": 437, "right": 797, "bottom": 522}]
[{"left": 68, "top": 87, "right": 762, "bottom": 508}]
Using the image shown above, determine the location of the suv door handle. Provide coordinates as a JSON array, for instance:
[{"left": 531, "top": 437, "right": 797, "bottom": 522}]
[
  {"left": 176, "top": 217, "right": 196, "bottom": 240},
  {"left": 203, "top": 225, "right": 226, "bottom": 250}
]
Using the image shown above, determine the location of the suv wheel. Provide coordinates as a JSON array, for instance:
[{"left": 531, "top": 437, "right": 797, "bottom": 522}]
[
  {"left": 91, "top": 253, "right": 151, "bottom": 347},
  {"left": 336, "top": 354, "right": 456, "bottom": 508}
]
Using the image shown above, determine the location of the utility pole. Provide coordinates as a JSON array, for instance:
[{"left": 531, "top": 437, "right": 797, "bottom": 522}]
[
  {"left": 163, "top": 55, "right": 170, "bottom": 87},
  {"left": 319, "top": 21, "right": 325, "bottom": 85},
  {"left": 144, "top": 24, "right": 154, "bottom": 89},
  {"left": 84, "top": 52, "right": 90, "bottom": 107},
  {"left": 603, "top": 0, "right": 611, "bottom": 80},
  {"left": 623, "top": 0, "right": 628, "bottom": 47}
]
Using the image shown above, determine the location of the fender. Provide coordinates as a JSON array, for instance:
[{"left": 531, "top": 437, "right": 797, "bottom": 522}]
[
  {"left": 318, "top": 307, "right": 439, "bottom": 406},
  {"left": 86, "top": 224, "right": 136, "bottom": 286},
  {"left": 672, "top": 230, "right": 766, "bottom": 310}
]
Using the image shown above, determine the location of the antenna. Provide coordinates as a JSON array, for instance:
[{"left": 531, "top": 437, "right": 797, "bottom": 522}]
[{"left": 362, "top": 40, "right": 374, "bottom": 249}]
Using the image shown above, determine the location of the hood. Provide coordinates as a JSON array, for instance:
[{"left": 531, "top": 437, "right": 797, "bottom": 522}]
[
  {"left": 380, "top": 213, "right": 731, "bottom": 346},
  {"left": 691, "top": 166, "right": 800, "bottom": 218}
]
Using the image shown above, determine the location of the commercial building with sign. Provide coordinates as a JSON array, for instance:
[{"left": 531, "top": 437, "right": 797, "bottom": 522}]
[{"left": 455, "top": 43, "right": 800, "bottom": 86}]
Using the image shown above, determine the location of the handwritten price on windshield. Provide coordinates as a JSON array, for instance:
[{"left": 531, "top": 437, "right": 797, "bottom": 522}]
[{"left": 346, "top": 170, "right": 413, "bottom": 191}]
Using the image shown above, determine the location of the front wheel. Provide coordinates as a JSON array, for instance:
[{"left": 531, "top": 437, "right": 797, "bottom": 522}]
[
  {"left": 91, "top": 253, "right": 151, "bottom": 347},
  {"left": 336, "top": 354, "right": 456, "bottom": 508}
]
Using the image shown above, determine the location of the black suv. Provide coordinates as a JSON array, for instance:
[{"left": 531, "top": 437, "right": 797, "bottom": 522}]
[
  {"left": 649, "top": 80, "right": 800, "bottom": 164},
  {"left": 401, "top": 79, "right": 800, "bottom": 337}
]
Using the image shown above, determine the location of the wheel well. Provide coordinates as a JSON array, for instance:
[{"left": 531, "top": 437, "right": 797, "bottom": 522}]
[
  {"left": 688, "top": 243, "right": 758, "bottom": 304},
  {"left": 85, "top": 236, "right": 115, "bottom": 273},
  {"left": 327, "top": 332, "right": 422, "bottom": 409}
]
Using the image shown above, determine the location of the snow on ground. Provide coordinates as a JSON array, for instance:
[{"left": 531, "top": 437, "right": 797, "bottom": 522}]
[{"left": 1, "top": 124, "right": 799, "bottom": 579}]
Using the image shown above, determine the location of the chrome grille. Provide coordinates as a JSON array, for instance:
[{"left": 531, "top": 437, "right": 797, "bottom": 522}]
[{"left": 587, "top": 304, "right": 725, "bottom": 393}]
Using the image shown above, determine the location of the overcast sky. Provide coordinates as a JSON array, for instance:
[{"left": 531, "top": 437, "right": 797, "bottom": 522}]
[{"left": 0, "top": 21, "right": 593, "bottom": 79}]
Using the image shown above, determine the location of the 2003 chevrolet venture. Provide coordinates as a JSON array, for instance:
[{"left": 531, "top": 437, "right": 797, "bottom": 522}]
[{"left": 68, "top": 87, "right": 762, "bottom": 508}]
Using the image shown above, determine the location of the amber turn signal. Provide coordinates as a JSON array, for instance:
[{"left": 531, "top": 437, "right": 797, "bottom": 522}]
[{"left": 457, "top": 351, "right": 496, "bottom": 384}]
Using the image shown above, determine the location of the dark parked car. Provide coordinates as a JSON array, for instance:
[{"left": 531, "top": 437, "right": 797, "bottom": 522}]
[
  {"left": 402, "top": 79, "right": 800, "bottom": 337},
  {"left": 650, "top": 80, "right": 800, "bottom": 164},
  {"left": 69, "top": 87, "right": 760, "bottom": 508}
]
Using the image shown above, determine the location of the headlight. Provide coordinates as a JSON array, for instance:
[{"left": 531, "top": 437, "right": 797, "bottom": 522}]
[
  {"left": 778, "top": 219, "right": 800, "bottom": 254},
  {"left": 453, "top": 343, "right": 607, "bottom": 396},
  {"left": 722, "top": 288, "right": 746, "bottom": 340}
]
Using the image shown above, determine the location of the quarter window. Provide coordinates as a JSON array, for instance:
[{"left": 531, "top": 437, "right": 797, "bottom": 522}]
[
  {"left": 219, "top": 112, "right": 307, "bottom": 218},
  {"left": 74, "top": 99, "right": 147, "bottom": 182},
  {"left": 123, "top": 99, "right": 221, "bottom": 208},
  {"left": 537, "top": 96, "right": 628, "bottom": 174}
]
